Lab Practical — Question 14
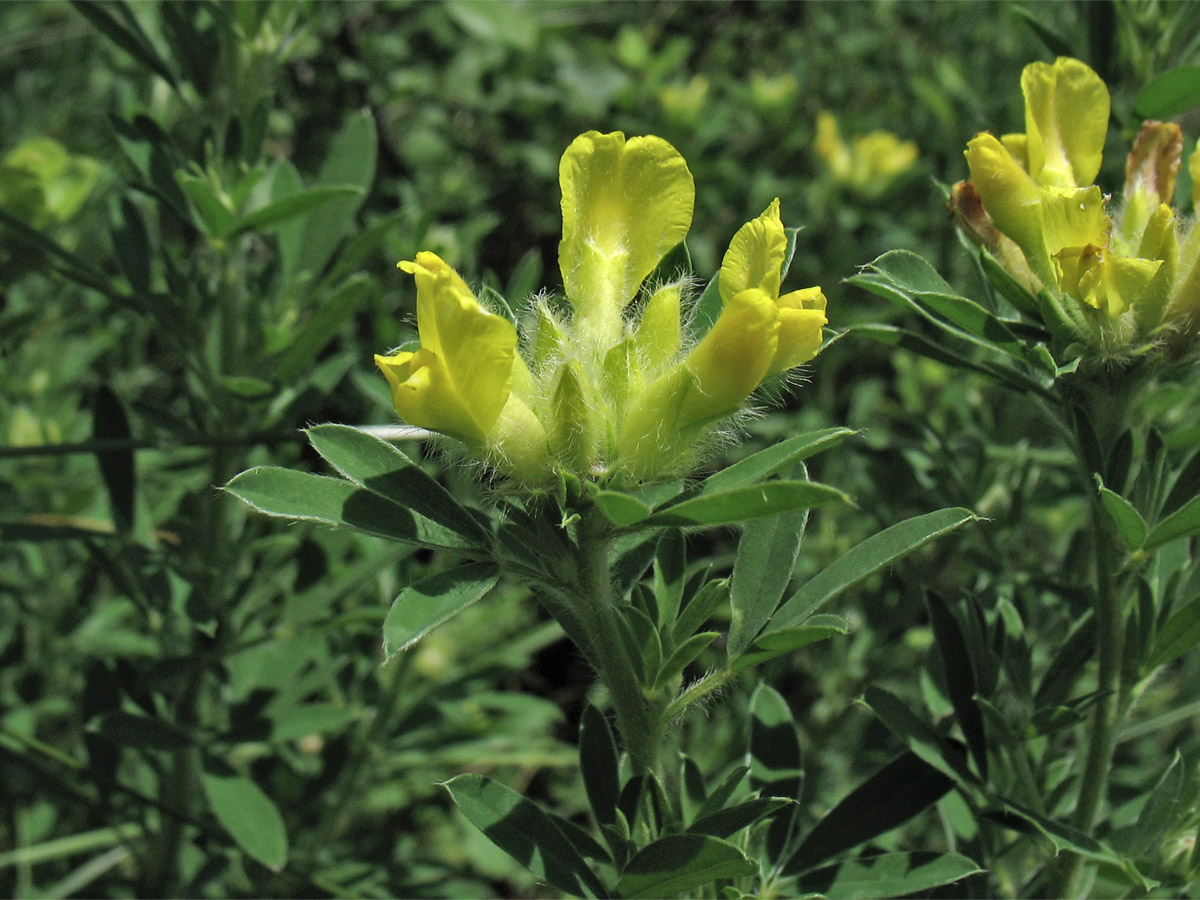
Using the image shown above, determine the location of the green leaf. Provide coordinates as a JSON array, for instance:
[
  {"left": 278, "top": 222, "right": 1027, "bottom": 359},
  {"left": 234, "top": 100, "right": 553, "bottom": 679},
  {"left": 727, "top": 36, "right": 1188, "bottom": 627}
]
[
  {"left": 728, "top": 498, "right": 808, "bottom": 657},
  {"left": 201, "top": 761, "right": 288, "bottom": 871},
  {"left": 646, "top": 481, "right": 846, "bottom": 528},
  {"left": 1112, "top": 753, "right": 1185, "bottom": 858},
  {"left": 844, "top": 323, "right": 995, "bottom": 378},
  {"left": 769, "top": 508, "right": 977, "bottom": 632},
  {"left": 578, "top": 704, "right": 620, "bottom": 828},
  {"left": 273, "top": 276, "right": 371, "bottom": 381},
  {"left": 801, "top": 851, "right": 983, "bottom": 899},
  {"left": 383, "top": 562, "right": 499, "bottom": 658},
  {"left": 298, "top": 110, "right": 377, "bottom": 279},
  {"left": 689, "top": 797, "right": 792, "bottom": 839},
  {"left": 926, "top": 594, "right": 988, "bottom": 778},
  {"left": 700, "top": 427, "right": 858, "bottom": 496},
  {"left": 90, "top": 711, "right": 190, "bottom": 750},
  {"left": 785, "top": 752, "right": 956, "bottom": 874},
  {"left": 692, "top": 766, "right": 750, "bottom": 824},
  {"left": 1135, "top": 65, "right": 1200, "bottom": 119},
  {"left": 673, "top": 579, "right": 729, "bottom": 645},
  {"left": 443, "top": 773, "right": 608, "bottom": 899},
  {"left": 224, "top": 466, "right": 474, "bottom": 552},
  {"left": 615, "top": 834, "right": 756, "bottom": 900},
  {"left": 1148, "top": 594, "right": 1200, "bottom": 668},
  {"left": 1144, "top": 493, "right": 1200, "bottom": 550},
  {"left": 92, "top": 386, "right": 136, "bottom": 534},
  {"left": 232, "top": 185, "right": 363, "bottom": 236},
  {"left": 176, "top": 171, "right": 236, "bottom": 238},
  {"left": 111, "top": 197, "right": 151, "bottom": 296},
  {"left": 71, "top": 1, "right": 179, "bottom": 89},
  {"left": 749, "top": 684, "right": 802, "bottom": 797},
  {"left": 654, "top": 632, "right": 720, "bottom": 689},
  {"left": 860, "top": 687, "right": 976, "bottom": 788},
  {"left": 987, "top": 803, "right": 1154, "bottom": 890},
  {"left": 730, "top": 615, "right": 850, "bottom": 672},
  {"left": 593, "top": 490, "right": 654, "bottom": 528},
  {"left": 306, "top": 424, "right": 489, "bottom": 544},
  {"left": 1095, "top": 476, "right": 1148, "bottom": 551}
]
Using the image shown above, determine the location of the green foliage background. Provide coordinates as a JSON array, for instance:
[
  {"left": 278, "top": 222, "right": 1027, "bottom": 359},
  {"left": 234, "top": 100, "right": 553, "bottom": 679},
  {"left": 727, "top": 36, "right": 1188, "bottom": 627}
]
[{"left": 3, "top": 1, "right": 1200, "bottom": 897}]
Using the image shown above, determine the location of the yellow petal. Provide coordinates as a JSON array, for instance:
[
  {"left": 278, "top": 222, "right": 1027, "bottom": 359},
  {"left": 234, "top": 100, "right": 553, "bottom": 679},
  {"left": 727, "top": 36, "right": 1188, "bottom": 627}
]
[
  {"left": 375, "top": 348, "right": 486, "bottom": 442},
  {"left": 634, "top": 281, "right": 683, "bottom": 378},
  {"left": 966, "top": 133, "right": 1053, "bottom": 284},
  {"left": 389, "top": 253, "right": 518, "bottom": 441},
  {"left": 558, "top": 131, "right": 694, "bottom": 344},
  {"left": 678, "top": 287, "right": 779, "bottom": 426},
  {"left": 1040, "top": 185, "right": 1109, "bottom": 257},
  {"left": 769, "top": 288, "right": 828, "bottom": 375},
  {"left": 1021, "top": 57, "right": 1109, "bottom": 188},
  {"left": 815, "top": 112, "right": 852, "bottom": 180},
  {"left": 1190, "top": 138, "right": 1200, "bottom": 212},
  {"left": 719, "top": 199, "right": 787, "bottom": 304},
  {"left": 1079, "top": 255, "right": 1163, "bottom": 318}
]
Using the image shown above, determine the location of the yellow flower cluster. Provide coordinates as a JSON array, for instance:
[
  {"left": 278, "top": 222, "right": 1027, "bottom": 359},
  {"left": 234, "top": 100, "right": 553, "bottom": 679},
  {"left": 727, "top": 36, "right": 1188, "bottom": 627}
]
[
  {"left": 376, "top": 132, "right": 828, "bottom": 487},
  {"left": 953, "top": 57, "right": 1200, "bottom": 361},
  {"left": 814, "top": 111, "right": 918, "bottom": 199}
]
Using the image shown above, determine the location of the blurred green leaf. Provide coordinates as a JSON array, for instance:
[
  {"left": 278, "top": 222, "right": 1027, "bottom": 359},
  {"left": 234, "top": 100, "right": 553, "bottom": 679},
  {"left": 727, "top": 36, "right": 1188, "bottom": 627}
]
[
  {"left": 383, "top": 561, "right": 499, "bottom": 657},
  {"left": 201, "top": 761, "right": 288, "bottom": 872},
  {"left": 233, "top": 185, "right": 363, "bottom": 236},
  {"left": 748, "top": 684, "right": 802, "bottom": 803},
  {"left": 92, "top": 387, "right": 136, "bottom": 534},
  {"left": 1135, "top": 65, "right": 1200, "bottom": 119},
  {"left": 1095, "top": 476, "right": 1148, "bottom": 551},
  {"left": 1148, "top": 595, "right": 1200, "bottom": 668},
  {"left": 443, "top": 773, "right": 608, "bottom": 899},
  {"left": 71, "top": 1, "right": 180, "bottom": 89},
  {"left": 272, "top": 276, "right": 370, "bottom": 382},
  {"left": 646, "top": 481, "right": 846, "bottom": 528},
  {"left": 298, "top": 109, "right": 377, "bottom": 279},
  {"left": 926, "top": 594, "right": 988, "bottom": 778},
  {"left": 1144, "top": 493, "right": 1200, "bottom": 550},
  {"left": 769, "top": 508, "right": 978, "bottom": 633},
  {"left": 90, "top": 711, "right": 190, "bottom": 750},
  {"left": 800, "top": 851, "right": 983, "bottom": 899},
  {"left": 615, "top": 834, "right": 756, "bottom": 900}
]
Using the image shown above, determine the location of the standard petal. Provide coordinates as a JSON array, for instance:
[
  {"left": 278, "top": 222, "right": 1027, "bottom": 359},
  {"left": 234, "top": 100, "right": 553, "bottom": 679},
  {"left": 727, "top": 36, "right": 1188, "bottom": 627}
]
[
  {"left": 719, "top": 199, "right": 787, "bottom": 304},
  {"left": 558, "top": 131, "right": 694, "bottom": 342},
  {"left": 1021, "top": 57, "right": 1109, "bottom": 188}
]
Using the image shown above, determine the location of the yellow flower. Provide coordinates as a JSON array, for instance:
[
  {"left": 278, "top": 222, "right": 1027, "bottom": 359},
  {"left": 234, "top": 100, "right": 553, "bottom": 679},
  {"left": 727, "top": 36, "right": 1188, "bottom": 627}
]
[
  {"left": 815, "top": 111, "right": 917, "bottom": 198},
  {"left": 954, "top": 56, "right": 1200, "bottom": 361},
  {"left": 381, "top": 133, "right": 829, "bottom": 486}
]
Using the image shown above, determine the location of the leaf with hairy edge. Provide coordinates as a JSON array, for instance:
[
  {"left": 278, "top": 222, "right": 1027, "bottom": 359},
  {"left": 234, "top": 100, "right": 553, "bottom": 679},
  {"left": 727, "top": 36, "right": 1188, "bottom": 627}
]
[
  {"left": 1095, "top": 476, "right": 1148, "bottom": 551},
  {"left": 306, "top": 424, "right": 489, "bottom": 544},
  {"left": 860, "top": 686, "right": 978, "bottom": 788},
  {"left": 728, "top": 494, "right": 808, "bottom": 658},
  {"left": 768, "top": 508, "right": 977, "bottom": 633},
  {"left": 800, "top": 851, "right": 983, "bottom": 899},
  {"left": 443, "top": 774, "right": 607, "bottom": 899},
  {"left": 615, "top": 834, "right": 756, "bottom": 900},
  {"left": 688, "top": 797, "right": 793, "bottom": 839},
  {"left": 1148, "top": 595, "right": 1200, "bottom": 668},
  {"left": 383, "top": 562, "right": 499, "bottom": 658},
  {"left": 224, "top": 467, "right": 473, "bottom": 552},
  {"left": 645, "top": 481, "right": 846, "bottom": 528},
  {"left": 730, "top": 615, "right": 850, "bottom": 672},
  {"left": 698, "top": 427, "right": 858, "bottom": 496}
]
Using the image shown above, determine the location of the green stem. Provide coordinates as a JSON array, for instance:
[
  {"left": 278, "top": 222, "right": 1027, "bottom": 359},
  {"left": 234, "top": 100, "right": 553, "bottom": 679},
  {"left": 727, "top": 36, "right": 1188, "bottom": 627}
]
[{"left": 565, "top": 506, "right": 661, "bottom": 776}]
